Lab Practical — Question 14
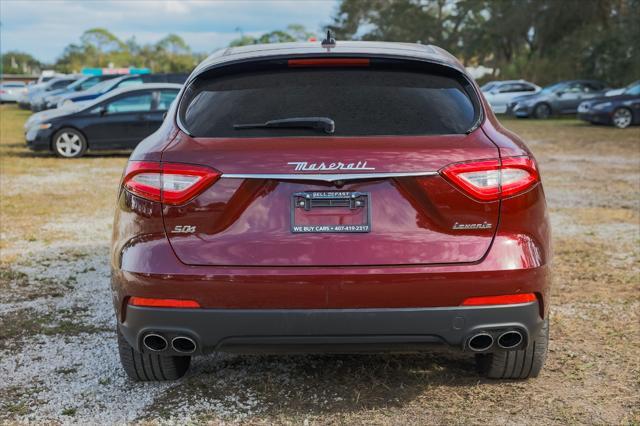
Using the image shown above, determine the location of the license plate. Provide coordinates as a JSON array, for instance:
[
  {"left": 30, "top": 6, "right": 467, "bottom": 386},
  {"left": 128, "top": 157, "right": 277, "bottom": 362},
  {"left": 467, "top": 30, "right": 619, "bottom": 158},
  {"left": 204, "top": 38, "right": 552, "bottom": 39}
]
[{"left": 291, "top": 191, "right": 371, "bottom": 233}]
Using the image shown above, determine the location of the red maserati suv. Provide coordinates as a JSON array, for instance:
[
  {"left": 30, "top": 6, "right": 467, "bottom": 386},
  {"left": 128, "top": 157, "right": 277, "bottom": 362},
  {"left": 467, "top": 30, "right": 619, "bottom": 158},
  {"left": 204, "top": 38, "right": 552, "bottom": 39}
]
[{"left": 111, "top": 40, "right": 551, "bottom": 381}]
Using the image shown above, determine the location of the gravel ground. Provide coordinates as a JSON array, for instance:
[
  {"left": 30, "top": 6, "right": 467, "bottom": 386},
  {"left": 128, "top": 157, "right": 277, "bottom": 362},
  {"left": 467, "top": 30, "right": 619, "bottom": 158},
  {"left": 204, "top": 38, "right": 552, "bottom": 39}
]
[{"left": 1, "top": 107, "right": 638, "bottom": 424}]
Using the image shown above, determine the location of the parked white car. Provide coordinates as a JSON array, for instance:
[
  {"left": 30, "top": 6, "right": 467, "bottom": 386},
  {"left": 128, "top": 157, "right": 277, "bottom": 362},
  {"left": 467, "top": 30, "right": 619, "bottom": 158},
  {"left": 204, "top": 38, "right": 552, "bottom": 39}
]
[
  {"left": 0, "top": 81, "right": 27, "bottom": 103},
  {"left": 482, "top": 80, "right": 541, "bottom": 114}
]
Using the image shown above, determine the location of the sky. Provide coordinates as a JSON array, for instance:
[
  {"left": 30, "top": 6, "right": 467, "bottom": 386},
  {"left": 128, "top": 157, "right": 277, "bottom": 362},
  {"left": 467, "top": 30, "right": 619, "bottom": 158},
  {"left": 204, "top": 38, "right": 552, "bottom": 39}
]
[{"left": 0, "top": 0, "right": 339, "bottom": 63}]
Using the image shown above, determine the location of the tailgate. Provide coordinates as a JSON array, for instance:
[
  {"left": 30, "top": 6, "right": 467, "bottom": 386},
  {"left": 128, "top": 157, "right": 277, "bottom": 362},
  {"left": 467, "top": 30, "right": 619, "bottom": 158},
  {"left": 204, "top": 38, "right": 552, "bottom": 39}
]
[{"left": 162, "top": 132, "right": 500, "bottom": 266}]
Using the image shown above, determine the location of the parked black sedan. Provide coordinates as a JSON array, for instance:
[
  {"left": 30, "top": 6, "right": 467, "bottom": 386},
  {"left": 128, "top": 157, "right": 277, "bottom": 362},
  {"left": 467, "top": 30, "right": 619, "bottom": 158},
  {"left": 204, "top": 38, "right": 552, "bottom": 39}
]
[
  {"left": 25, "top": 83, "right": 181, "bottom": 158},
  {"left": 577, "top": 81, "right": 640, "bottom": 128}
]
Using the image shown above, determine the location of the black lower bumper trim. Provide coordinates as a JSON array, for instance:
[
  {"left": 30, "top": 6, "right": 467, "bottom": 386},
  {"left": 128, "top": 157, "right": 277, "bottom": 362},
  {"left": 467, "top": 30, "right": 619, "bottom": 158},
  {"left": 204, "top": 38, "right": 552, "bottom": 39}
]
[{"left": 120, "top": 302, "right": 543, "bottom": 355}]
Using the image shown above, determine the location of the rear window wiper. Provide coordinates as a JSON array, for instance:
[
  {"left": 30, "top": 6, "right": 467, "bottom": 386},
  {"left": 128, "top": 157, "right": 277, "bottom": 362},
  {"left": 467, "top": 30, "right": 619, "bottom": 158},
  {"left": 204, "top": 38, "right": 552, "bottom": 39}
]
[{"left": 234, "top": 117, "right": 335, "bottom": 134}]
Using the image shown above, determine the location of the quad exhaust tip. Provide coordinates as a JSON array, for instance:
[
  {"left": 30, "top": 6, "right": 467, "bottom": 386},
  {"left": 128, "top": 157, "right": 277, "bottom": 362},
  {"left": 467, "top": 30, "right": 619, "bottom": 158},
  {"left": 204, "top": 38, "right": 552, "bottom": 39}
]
[
  {"left": 497, "top": 330, "right": 524, "bottom": 349},
  {"left": 142, "top": 333, "right": 168, "bottom": 352},
  {"left": 171, "top": 336, "right": 197, "bottom": 354},
  {"left": 468, "top": 333, "right": 494, "bottom": 352}
]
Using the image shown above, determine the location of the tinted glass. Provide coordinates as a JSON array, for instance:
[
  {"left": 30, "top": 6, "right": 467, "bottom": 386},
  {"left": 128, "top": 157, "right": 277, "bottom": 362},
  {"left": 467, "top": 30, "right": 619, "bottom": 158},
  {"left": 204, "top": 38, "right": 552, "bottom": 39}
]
[
  {"left": 66, "top": 78, "right": 87, "bottom": 90},
  {"left": 481, "top": 82, "right": 497, "bottom": 91},
  {"left": 51, "top": 79, "right": 73, "bottom": 89},
  {"left": 541, "top": 83, "right": 565, "bottom": 93},
  {"left": 106, "top": 93, "right": 152, "bottom": 113},
  {"left": 84, "top": 79, "right": 113, "bottom": 94},
  {"left": 157, "top": 90, "right": 179, "bottom": 110},
  {"left": 183, "top": 69, "right": 477, "bottom": 137},
  {"left": 117, "top": 78, "right": 143, "bottom": 88},
  {"left": 625, "top": 84, "right": 640, "bottom": 96},
  {"left": 584, "top": 82, "right": 604, "bottom": 91},
  {"left": 498, "top": 84, "right": 518, "bottom": 93},
  {"left": 78, "top": 77, "right": 100, "bottom": 90},
  {"left": 565, "top": 83, "right": 584, "bottom": 93},
  {"left": 512, "top": 84, "right": 535, "bottom": 92}
]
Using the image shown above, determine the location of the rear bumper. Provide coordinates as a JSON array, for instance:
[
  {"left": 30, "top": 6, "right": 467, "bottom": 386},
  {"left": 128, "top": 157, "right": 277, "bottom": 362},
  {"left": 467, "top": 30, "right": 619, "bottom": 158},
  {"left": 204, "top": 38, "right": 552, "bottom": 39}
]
[
  {"left": 120, "top": 301, "right": 542, "bottom": 355},
  {"left": 112, "top": 185, "right": 551, "bottom": 355}
]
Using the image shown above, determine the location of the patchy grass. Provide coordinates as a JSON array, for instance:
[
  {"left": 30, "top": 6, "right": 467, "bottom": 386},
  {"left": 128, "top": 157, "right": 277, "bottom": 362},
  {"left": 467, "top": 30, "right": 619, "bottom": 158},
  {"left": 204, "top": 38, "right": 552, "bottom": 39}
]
[
  {"left": 0, "top": 307, "right": 106, "bottom": 348},
  {"left": 0, "top": 105, "right": 639, "bottom": 424},
  {"left": 0, "top": 105, "right": 126, "bottom": 262}
]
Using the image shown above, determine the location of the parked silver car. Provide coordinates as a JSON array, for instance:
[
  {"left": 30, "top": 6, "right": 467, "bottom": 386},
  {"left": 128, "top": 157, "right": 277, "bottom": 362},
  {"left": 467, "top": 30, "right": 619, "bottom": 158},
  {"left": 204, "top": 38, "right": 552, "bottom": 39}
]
[
  {"left": 17, "top": 76, "right": 78, "bottom": 109},
  {"left": 508, "top": 80, "right": 608, "bottom": 119},
  {"left": 482, "top": 80, "right": 541, "bottom": 114},
  {"left": 0, "top": 81, "right": 27, "bottom": 103}
]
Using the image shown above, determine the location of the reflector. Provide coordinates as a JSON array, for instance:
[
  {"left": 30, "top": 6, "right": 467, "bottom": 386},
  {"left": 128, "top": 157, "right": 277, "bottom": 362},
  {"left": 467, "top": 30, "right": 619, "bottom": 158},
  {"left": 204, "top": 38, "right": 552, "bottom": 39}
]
[
  {"left": 129, "top": 297, "right": 201, "bottom": 308},
  {"left": 461, "top": 293, "right": 537, "bottom": 306}
]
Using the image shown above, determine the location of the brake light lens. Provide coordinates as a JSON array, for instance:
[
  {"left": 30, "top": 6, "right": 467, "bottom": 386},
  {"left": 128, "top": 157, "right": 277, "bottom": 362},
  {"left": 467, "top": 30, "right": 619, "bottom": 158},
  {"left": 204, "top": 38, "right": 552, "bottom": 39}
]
[
  {"left": 461, "top": 293, "right": 536, "bottom": 306},
  {"left": 123, "top": 161, "right": 221, "bottom": 205},
  {"left": 288, "top": 58, "right": 370, "bottom": 67},
  {"left": 440, "top": 156, "right": 539, "bottom": 201},
  {"left": 129, "top": 297, "right": 201, "bottom": 308}
]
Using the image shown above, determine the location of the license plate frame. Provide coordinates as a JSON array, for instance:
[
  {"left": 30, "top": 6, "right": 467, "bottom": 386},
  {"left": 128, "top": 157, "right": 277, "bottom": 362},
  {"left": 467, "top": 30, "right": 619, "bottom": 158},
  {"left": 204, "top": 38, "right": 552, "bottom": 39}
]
[{"left": 291, "top": 191, "right": 371, "bottom": 233}]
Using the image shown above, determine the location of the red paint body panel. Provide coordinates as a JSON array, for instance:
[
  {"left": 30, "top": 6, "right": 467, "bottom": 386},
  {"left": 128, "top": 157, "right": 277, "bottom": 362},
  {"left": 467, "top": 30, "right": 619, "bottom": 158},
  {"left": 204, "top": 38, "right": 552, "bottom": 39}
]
[{"left": 161, "top": 131, "right": 500, "bottom": 266}]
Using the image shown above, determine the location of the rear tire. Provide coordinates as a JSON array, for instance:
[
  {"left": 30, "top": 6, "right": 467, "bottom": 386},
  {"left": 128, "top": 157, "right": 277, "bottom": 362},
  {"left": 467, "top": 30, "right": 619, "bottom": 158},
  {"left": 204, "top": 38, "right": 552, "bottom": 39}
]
[
  {"left": 533, "top": 103, "right": 551, "bottom": 119},
  {"left": 117, "top": 327, "right": 191, "bottom": 381},
  {"left": 475, "top": 318, "right": 549, "bottom": 379}
]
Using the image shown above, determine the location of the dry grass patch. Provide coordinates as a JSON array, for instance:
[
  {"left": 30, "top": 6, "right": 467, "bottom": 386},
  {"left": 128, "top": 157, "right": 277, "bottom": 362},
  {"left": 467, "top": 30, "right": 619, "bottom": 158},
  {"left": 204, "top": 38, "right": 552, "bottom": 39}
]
[{"left": 0, "top": 105, "right": 126, "bottom": 262}]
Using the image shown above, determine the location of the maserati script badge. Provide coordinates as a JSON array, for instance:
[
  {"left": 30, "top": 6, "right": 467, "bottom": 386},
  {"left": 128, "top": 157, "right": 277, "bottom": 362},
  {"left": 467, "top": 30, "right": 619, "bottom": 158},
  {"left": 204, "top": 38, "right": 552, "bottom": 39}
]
[{"left": 288, "top": 161, "right": 375, "bottom": 172}]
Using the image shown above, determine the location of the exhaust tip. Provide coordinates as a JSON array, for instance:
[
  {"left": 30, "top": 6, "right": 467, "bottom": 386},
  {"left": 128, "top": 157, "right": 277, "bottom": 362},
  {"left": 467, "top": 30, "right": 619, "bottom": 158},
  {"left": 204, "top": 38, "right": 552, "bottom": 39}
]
[
  {"left": 143, "top": 333, "right": 168, "bottom": 352},
  {"left": 468, "top": 333, "right": 494, "bottom": 352},
  {"left": 171, "top": 336, "right": 197, "bottom": 354},
  {"left": 497, "top": 330, "right": 523, "bottom": 349}
]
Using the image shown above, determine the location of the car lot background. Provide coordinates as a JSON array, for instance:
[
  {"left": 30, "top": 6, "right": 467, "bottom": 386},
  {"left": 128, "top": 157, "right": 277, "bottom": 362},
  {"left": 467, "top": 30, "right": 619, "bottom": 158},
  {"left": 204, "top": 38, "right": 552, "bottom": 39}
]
[{"left": 0, "top": 103, "right": 638, "bottom": 424}]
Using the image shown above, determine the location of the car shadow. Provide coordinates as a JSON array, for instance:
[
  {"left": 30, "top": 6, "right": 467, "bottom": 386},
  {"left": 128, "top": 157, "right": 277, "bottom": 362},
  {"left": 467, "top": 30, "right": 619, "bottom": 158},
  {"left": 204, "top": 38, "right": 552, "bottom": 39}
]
[
  {"left": 159, "top": 350, "right": 493, "bottom": 417},
  {"left": 9, "top": 148, "right": 132, "bottom": 159}
]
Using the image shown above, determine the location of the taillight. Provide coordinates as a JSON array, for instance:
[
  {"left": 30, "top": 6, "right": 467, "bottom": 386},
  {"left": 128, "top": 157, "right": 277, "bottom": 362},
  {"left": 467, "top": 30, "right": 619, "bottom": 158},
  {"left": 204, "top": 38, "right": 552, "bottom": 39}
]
[
  {"left": 122, "top": 161, "right": 221, "bottom": 205},
  {"left": 288, "top": 58, "right": 370, "bottom": 67},
  {"left": 440, "top": 156, "right": 539, "bottom": 201}
]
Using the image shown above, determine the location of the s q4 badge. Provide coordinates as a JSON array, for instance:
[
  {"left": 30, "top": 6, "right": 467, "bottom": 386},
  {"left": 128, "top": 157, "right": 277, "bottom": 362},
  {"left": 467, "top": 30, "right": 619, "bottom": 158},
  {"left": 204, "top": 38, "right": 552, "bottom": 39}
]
[{"left": 172, "top": 225, "right": 196, "bottom": 233}]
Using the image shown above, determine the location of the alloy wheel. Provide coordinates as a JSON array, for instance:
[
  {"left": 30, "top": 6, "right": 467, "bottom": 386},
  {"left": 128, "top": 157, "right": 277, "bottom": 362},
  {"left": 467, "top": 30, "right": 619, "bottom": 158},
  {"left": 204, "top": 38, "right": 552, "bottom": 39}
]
[
  {"left": 55, "top": 132, "right": 83, "bottom": 157},
  {"left": 534, "top": 104, "right": 551, "bottom": 119},
  {"left": 612, "top": 108, "right": 632, "bottom": 129}
]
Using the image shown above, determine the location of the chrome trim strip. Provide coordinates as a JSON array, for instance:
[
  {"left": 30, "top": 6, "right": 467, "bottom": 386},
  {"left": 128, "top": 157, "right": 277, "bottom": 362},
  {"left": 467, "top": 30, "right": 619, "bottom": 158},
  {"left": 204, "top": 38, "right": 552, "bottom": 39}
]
[{"left": 222, "top": 171, "right": 438, "bottom": 182}]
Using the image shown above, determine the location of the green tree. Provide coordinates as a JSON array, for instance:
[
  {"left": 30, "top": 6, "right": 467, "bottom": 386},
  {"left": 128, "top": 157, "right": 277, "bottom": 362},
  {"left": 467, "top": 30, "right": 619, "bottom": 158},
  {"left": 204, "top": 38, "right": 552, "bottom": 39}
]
[
  {"left": 153, "top": 34, "right": 197, "bottom": 72},
  {"left": 1, "top": 51, "right": 42, "bottom": 74},
  {"left": 53, "top": 29, "right": 199, "bottom": 73},
  {"left": 327, "top": 0, "right": 639, "bottom": 86},
  {"left": 229, "top": 24, "right": 315, "bottom": 47},
  {"left": 80, "top": 28, "right": 127, "bottom": 67}
]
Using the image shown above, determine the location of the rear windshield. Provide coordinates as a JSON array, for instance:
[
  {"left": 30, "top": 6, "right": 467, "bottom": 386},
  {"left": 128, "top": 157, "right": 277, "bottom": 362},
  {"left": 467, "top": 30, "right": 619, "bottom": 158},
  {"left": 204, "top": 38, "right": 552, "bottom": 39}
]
[{"left": 181, "top": 66, "right": 478, "bottom": 137}]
